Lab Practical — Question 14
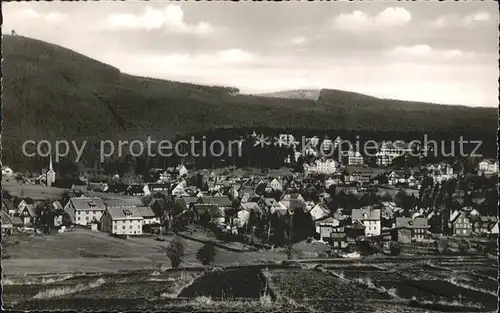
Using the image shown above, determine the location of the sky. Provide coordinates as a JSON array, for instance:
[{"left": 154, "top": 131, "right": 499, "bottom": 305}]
[{"left": 3, "top": 1, "right": 499, "bottom": 107}]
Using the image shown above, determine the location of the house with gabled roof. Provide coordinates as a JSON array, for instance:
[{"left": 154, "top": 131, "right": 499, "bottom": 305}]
[
  {"left": 309, "top": 202, "right": 330, "bottom": 221},
  {"left": 2, "top": 198, "right": 16, "bottom": 215},
  {"left": 137, "top": 206, "right": 159, "bottom": 224},
  {"left": 201, "top": 196, "right": 233, "bottom": 212},
  {"left": 395, "top": 217, "right": 429, "bottom": 241},
  {"left": 352, "top": 207, "right": 381, "bottom": 237},
  {"left": 268, "top": 178, "right": 283, "bottom": 191},
  {"left": 148, "top": 183, "right": 170, "bottom": 193},
  {"left": 87, "top": 182, "right": 109, "bottom": 193},
  {"left": 64, "top": 197, "right": 106, "bottom": 226},
  {"left": 1, "top": 211, "right": 22, "bottom": 234},
  {"left": 100, "top": 206, "right": 144, "bottom": 235},
  {"left": 315, "top": 215, "right": 341, "bottom": 241},
  {"left": 192, "top": 203, "right": 225, "bottom": 225},
  {"left": 19, "top": 204, "right": 37, "bottom": 226},
  {"left": 478, "top": 159, "right": 498, "bottom": 175},
  {"left": 473, "top": 216, "right": 498, "bottom": 235},
  {"left": 450, "top": 210, "right": 472, "bottom": 237},
  {"left": 171, "top": 183, "right": 189, "bottom": 197},
  {"left": 126, "top": 184, "right": 149, "bottom": 197}
]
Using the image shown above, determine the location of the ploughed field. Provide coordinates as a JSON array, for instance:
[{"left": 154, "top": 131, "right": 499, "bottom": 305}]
[{"left": 3, "top": 256, "right": 497, "bottom": 312}]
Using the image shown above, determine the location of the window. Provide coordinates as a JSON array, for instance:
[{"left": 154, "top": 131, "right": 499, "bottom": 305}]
[
  {"left": 86, "top": 211, "right": 89, "bottom": 214},
  {"left": 130, "top": 225, "right": 133, "bottom": 229},
  {"left": 86, "top": 217, "right": 89, "bottom": 220},
  {"left": 122, "top": 226, "right": 125, "bottom": 229},
  {"left": 77, "top": 217, "right": 80, "bottom": 221},
  {"left": 114, "top": 226, "right": 117, "bottom": 230}
]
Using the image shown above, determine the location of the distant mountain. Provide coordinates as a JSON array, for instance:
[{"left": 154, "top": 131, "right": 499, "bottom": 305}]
[
  {"left": 256, "top": 89, "right": 321, "bottom": 100},
  {"left": 2, "top": 35, "right": 497, "bottom": 169}
]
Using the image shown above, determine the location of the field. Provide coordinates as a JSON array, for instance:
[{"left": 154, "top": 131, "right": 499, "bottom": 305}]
[
  {"left": 3, "top": 248, "right": 497, "bottom": 312},
  {"left": 1, "top": 229, "right": 287, "bottom": 275}
]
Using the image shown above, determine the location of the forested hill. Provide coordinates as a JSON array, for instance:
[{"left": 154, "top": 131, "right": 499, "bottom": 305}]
[{"left": 2, "top": 35, "right": 497, "bottom": 169}]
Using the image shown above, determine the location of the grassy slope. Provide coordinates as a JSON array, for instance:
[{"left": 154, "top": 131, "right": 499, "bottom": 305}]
[
  {"left": 255, "top": 89, "right": 321, "bottom": 100},
  {"left": 2, "top": 35, "right": 497, "bottom": 168}
]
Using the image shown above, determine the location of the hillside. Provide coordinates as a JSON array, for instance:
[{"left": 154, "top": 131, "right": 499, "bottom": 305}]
[
  {"left": 1, "top": 35, "right": 497, "bottom": 169},
  {"left": 256, "top": 89, "right": 321, "bottom": 100}
]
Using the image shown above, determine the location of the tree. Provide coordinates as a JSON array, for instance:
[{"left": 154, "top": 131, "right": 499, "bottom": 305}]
[
  {"left": 458, "top": 240, "right": 470, "bottom": 253},
  {"left": 435, "top": 237, "right": 449, "bottom": 254},
  {"left": 291, "top": 208, "right": 315, "bottom": 242},
  {"left": 166, "top": 236, "right": 185, "bottom": 268},
  {"left": 141, "top": 195, "right": 153, "bottom": 206},
  {"left": 196, "top": 242, "right": 216, "bottom": 265},
  {"left": 389, "top": 243, "right": 402, "bottom": 256}
]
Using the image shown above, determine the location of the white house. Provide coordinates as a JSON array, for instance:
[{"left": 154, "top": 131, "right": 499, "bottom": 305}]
[
  {"left": 268, "top": 178, "right": 283, "bottom": 191},
  {"left": 309, "top": 203, "right": 330, "bottom": 221},
  {"left": 177, "top": 165, "right": 188, "bottom": 177},
  {"left": 478, "top": 159, "right": 498, "bottom": 175},
  {"left": 347, "top": 150, "right": 364, "bottom": 166},
  {"left": 171, "top": 183, "right": 189, "bottom": 197},
  {"left": 303, "top": 159, "right": 337, "bottom": 175},
  {"left": 352, "top": 208, "right": 381, "bottom": 237},
  {"left": 376, "top": 141, "right": 412, "bottom": 166},
  {"left": 100, "top": 206, "right": 144, "bottom": 235},
  {"left": 64, "top": 197, "right": 107, "bottom": 226},
  {"left": 276, "top": 134, "right": 297, "bottom": 148},
  {"left": 305, "top": 136, "right": 320, "bottom": 148},
  {"left": 2, "top": 166, "right": 13, "bottom": 177},
  {"left": 490, "top": 221, "right": 499, "bottom": 234},
  {"left": 137, "top": 206, "right": 160, "bottom": 224},
  {"left": 320, "top": 138, "right": 334, "bottom": 153}
]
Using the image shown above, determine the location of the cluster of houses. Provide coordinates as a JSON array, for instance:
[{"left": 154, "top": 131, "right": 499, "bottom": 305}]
[
  {"left": 2, "top": 149, "right": 497, "bottom": 252},
  {"left": 1, "top": 194, "right": 160, "bottom": 236},
  {"left": 72, "top": 160, "right": 467, "bottom": 205},
  {"left": 2, "top": 179, "right": 498, "bottom": 260}
]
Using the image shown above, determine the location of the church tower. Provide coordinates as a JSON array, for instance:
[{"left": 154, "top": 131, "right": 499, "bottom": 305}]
[{"left": 46, "top": 155, "right": 56, "bottom": 187}]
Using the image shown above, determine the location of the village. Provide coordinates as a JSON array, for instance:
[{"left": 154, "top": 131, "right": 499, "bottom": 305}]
[{"left": 2, "top": 133, "right": 498, "bottom": 262}]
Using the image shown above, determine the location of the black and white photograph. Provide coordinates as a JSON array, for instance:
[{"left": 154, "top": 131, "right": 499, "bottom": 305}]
[{"left": 1, "top": 1, "right": 498, "bottom": 312}]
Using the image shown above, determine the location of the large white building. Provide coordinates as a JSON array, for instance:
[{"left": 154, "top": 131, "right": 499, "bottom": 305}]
[
  {"left": 376, "top": 141, "right": 413, "bottom": 166},
  {"left": 100, "top": 206, "right": 144, "bottom": 235},
  {"left": 276, "top": 134, "right": 297, "bottom": 148},
  {"left": 352, "top": 208, "right": 381, "bottom": 237},
  {"left": 64, "top": 197, "right": 106, "bottom": 226},
  {"left": 478, "top": 159, "right": 498, "bottom": 175},
  {"left": 347, "top": 150, "right": 364, "bottom": 166},
  {"left": 303, "top": 159, "right": 337, "bottom": 175}
]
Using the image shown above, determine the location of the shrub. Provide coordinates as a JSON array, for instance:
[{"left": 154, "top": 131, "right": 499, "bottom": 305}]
[
  {"left": 166, "top": 236, "right": 185, "bottom": 268},
  {"left": 436, "top": 237, "right": 449, "bottom": 254},
  {"left": 285, "top": 244, "right": 294, "bottom": 260},
  {"left": 458, "top": 240, "right": 470, "bottom": 253},
  {"left": 390, "top": 243, "right": 402, "bottom": 256},
  {"left": 196, "top": 242, "right": 216, "bottom": 265}
]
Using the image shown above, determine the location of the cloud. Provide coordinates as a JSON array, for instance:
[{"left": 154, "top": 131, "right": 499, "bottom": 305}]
[
  {"left": 106, "top": 5, "right": 213, "bottom": 34},
  {"left": 99, "top": 48, "right": 258, "bottom": 76},
  {"left": 216, "top": 49, "right": 256, "bottom": 63},
  {"left": 431, "top": 12, "right": 492, "bottom": 28},
  {"left": 394, "top": 45, "right": 432, "bottom": 56},
  {"left": 333, "top": 7, "right": 411, "bottom": 32},
  {"left": 290, "top": 36, "right": 307, "bottom": 45},
  {"left": 464, "top": 12, "right": 491, "bottom": 24},
  {"left": 392, "top": 45, "right": 474, "bottom": 59},
  {"left": 17, "top": 8, "right": 66, "bottom": 23}
]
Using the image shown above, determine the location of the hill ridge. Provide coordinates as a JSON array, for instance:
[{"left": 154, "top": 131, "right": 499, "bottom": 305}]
[{"left": 2, "top": 35, "right": 497, "bottom": 170}]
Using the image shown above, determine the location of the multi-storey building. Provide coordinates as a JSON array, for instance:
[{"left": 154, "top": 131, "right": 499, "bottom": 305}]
[
  {"left": 64, "top": 197, "right": 106, "bottom": 226},
  {"left": 100, "top": 206, "right": 144, "bottom": 235}
]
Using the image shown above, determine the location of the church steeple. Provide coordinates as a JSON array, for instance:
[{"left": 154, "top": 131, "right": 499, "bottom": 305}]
[{"left": 46, "top": 154, "right": 56, "bottom": 187}]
